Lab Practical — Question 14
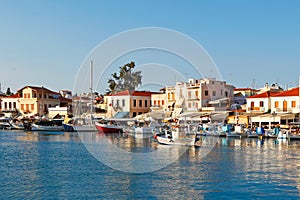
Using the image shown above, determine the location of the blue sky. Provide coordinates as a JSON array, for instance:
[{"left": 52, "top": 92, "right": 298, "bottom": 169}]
[{"left": 0, "top": 0, "right": 299, "bottom": 94}]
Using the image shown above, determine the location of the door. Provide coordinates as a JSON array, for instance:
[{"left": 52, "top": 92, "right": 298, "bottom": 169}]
[{"left": 283, "top": 100, "right": 287, "bottom": 112}]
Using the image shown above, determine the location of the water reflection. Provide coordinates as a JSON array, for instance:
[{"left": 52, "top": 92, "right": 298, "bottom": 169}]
[{"left": 1, "top": 130, "right": 300, "bottom": 198}]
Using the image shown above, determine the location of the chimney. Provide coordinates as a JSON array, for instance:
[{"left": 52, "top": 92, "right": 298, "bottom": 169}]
[{"left": 265, "top": 83, "right": 269, "bottom": 88}]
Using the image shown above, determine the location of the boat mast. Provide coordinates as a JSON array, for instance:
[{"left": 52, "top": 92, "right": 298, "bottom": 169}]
[{"left": 90, "top": 60, "right": 94, "bottom": 119}]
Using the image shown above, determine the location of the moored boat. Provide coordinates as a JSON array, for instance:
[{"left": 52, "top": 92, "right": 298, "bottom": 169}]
[
  {"left": 31, "top": 119, "right": 64, "bottom": 131},
  {"left": 95, "top": 121, "right": 123, "bottom": 133},
  {"left": 154, "top": 126, "right": 196, "bottom": 146}
]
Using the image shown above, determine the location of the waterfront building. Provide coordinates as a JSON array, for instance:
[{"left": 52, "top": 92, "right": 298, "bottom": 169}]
[
  {"left": 151, "top": 88, "right": 168, "bottom": 111},
  {"left": 104, "top": 90, "right": 155, "bottom": 118},
  {"left": 0, "top": 93, "right": 19, "bottom": 113},
  {"left": 270, "top": 87, "right": 300, "bottom": 114},
  {"left": 247, "top": 86, "right": 300, "bottom": 128},
  {"left": 17, "top": 86, "right": 62, "bottom": 116},
  {"left": 246, "top": 91, "right": 278, "bottom": 113},
  {"left": 233, "top": 88, "right": 259, "bottom": 105},
  {"left": 173, "top": 78, "right": 234, "bottom": 113}
]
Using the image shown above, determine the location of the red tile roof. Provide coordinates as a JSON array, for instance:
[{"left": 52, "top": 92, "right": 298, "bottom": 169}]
[
  {"left": 17, "top": 86, "right": 59, "bottom": 94},
  {"left": 108, "top": 90, "right": 157, "bottom": 97},
  {"left": 234, "top": 88, "right": 258, "bottom": 91},
  {"left": 272, "top": 87, "right": 299, "bottom": 97},
  {"left": 1, "top": 93, "right": 20, "bottom": 98},
  {"left": 247, "top": 91, "right": 277, "bottom": 98}
]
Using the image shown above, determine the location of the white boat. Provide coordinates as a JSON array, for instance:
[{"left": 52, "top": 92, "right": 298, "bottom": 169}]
[
  {"left": 154, "top": 126, "right": 196, "bottom": 146},
  {"left": 10, "top": 120, "right": 25, "bottom": 130},
  {"left": 30, "top": 119, "right": 64, "bottom": 131},
  {"left": 73, "top": 117, "right": 98, "bottom": 132},
  {"left": 277, "top": 131, "right": 288, "bottom": 140},
  {"left": 288, "top": 133, "right": 300, "bottom": 140},
  {"left": 155, "top": 135, "right": 195, "bottom": 145},
  {"left": 0, "top": 117, "right": 12, "bottom": 129}
]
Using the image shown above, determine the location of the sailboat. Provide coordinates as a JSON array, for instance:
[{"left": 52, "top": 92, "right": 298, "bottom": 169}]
[{"left": 73, "top": 61, "right": 98, "bottom": 132}]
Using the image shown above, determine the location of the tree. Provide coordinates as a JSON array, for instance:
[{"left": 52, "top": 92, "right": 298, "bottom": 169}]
[
  {"left": 107, "top": 62, "right": 142, "bottom": 94},
  {"left": 6, "top": 87, "right": 12, "bottom": 96}
]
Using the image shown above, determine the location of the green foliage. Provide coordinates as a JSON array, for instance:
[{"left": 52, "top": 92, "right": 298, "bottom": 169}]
[
  {"left": 107, "top": 62, "right": 142, "bottom": 94},
  {"left": 6, "top": 87, "right": 12, "bottom": 96}
]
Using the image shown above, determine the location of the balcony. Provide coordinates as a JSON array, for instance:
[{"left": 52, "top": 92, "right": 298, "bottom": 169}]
[{"left": 248, "top": 107, "right": 265, "bottom": 112}]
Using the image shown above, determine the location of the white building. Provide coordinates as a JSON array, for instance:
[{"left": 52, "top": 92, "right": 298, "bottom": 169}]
[
  {"left": 246, "top": 91, "right": 277, "bottom": 113},
  {"left": 270, "top": 87, "right": 300, "bottom": 114},
  {"left": 173, "top": 78, "right": 234, "bottom": 112},
  {"left": 104, "top": 90, "right": 155, "bottom": 118},
  {"left": 0, "top": 93, "right": 19, "bottom": 112}
]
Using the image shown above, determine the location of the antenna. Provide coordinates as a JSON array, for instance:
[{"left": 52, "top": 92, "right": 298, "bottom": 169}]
[{"left": 251, "top": 79, "right": 256, "bottom": 89}]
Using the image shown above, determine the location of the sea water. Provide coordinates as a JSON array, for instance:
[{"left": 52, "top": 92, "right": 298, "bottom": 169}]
[{"left": 1, "top": 130, "right": 300, "bottom": 199}]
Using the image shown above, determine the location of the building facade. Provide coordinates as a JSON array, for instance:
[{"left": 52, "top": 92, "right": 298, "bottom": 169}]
[
  {"left": 17, "top": 86, "right": 62, "bottom": 116},
  {"left": 104, "top": 90, "right": 155, "bottom": 118}
]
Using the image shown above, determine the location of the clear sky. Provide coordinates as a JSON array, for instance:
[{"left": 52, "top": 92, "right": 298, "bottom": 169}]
[{"left": 0, "top": 0, "right": 299, "bottom": 94}]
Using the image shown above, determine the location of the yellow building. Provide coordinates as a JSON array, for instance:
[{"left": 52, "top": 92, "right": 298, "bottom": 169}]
[{"left": 17, "top": 86, "right": 62, "bottom": 116}]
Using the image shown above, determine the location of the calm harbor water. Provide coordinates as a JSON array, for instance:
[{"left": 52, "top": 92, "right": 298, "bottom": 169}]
[{"left": 1, "top": 130, "right": 300, "bottom": 199}]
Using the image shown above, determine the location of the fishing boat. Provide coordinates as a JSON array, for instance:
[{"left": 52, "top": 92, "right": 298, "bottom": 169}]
[
  {"left": 154, "top": 125, "right": 196, "bottom": 146},
  {"left": 288, "top": 133, "right": 300, "bottom": 140},
  {"left": 0, "top": 117, "right": 11, "bottom": 129},
  {"left": 10, "top": 119, "right": 25, "bottom": 130},
  {"left": 31, "top": 119, "right": 64, "bottom": 131},
  {"left": 95, "top": 120, "right": 123, "bottom": 133}
]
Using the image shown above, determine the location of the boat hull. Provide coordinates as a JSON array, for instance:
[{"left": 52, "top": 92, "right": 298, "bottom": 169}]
[
  {"left": 31, "top": 124, "right": 64, "bottom": 131},
  {"left": 95, "top": 122, "right": 123, "bottom": 133},
  {"left": 73, "top": 124, "right": 97, "bottom": 132},
  {"left": 155, "top": 135, "right": 195, "bottom": 146}
]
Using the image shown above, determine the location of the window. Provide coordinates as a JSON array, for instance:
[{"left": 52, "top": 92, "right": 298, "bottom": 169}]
[
  {"left": 122, "top": 99, "right": 125, "bottom": 107},
  {"left": 132, "top": 112, "right": 137, "bottom": 117},
  {"left": 31, "top": 104, "right": 34, "bottom": 110},
  {"left": 13, "top": 102, "right": 16, "bottom": 109},
  {"left": 221, "top": 89, "right": 223, "bottom": 96},
  {"left": 21, "top": 104, "right": 24, "bottom": 110},
  {"left": 168, "top": 93, "right": 170, "bottom": 100},
  {"left": 225, "top": 91, "right": 228, "bottom": 97},
  {"left": 44, "top": 94, "right": 47, "bottom": 98},
  {"left": 139, "top": 100, "right": 142, "bottom": 107},
  {"left": 116, "top": 100, "right": 120, "bottom": 107},
  {"left": 251, "top": 101, "right": 254, "bottom": 110},
  {"left": 212, "top": 91, "right": 216, "bottom": 96},
  {"left": 275, "top": 101, "right": 279, "bottom": 108},
  {"left": 188, "top": 91, "right": 191, "bottom": 98},
  {"left": 26, "top": 104, "right": 30, "bottom": 111},
  {"left": 24, "top": 93, "right": 27, "bottom": 98},
  {"left": 4, "top": 102, "right": 7, "bottom": 109},
  {"left": 144, "top": 100, "right": 148, "bottom": 107},
  {"left": 133, "top": 99, "right": 137, "bottom": 107},
  {"left": 162, "top": 100, "right": 164, "bottom": 105},
  {"left": 260, "top": 101, "right": 264, "bottom": 107},
  {"left": 153, "top": 100, "right": 156, "bottom": 106},
  {"left": 28, "top": 94, "right": 30, "bottom": 98},
  {"left": 171, "top": 93, "right": 175, "bottom": 100},
  {"left": 195, "top": 102, "right": 198, "bottom": 108},
  {"left": 195, "top": 91, "right": 198, "bottom": 97},
  {"left": 188, "top": 103, "right": 191, "bottom": 108},
  {"left": 158, "top": 100, "right": 160, "bottom": 106},
  {"left": 292, "top": 101, "right": 296, "bottom": 108},
  {"left": 39, "top": 94, "right": 42, "bottom": 98},
  {"left": 205, "top": 91, "right": 209, "bottom": 96},
  {"left": 112, "top": 100, "right": 114, "bottom": 106},
  {"left": 9, "top": 102, "right": 12, "bottom": 109}
]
